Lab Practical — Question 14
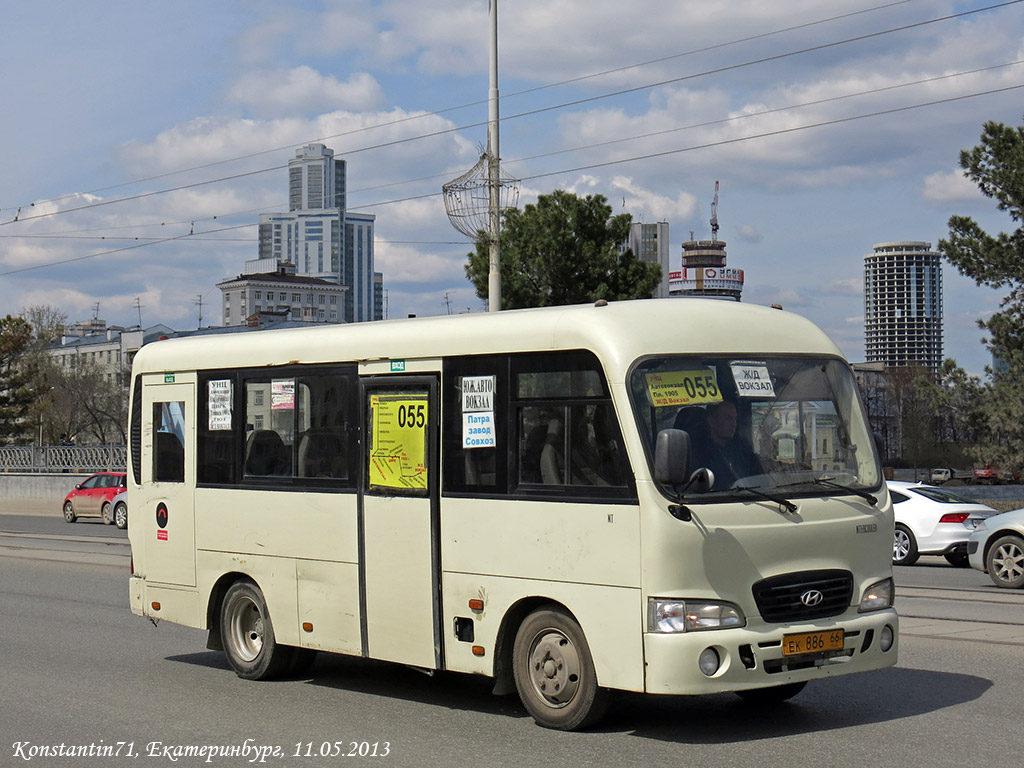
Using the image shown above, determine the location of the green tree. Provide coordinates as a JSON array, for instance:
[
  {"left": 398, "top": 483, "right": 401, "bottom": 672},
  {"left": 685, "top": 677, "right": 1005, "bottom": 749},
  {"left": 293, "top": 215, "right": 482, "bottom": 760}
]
[
  {"left": 941, "top": 116, "right": 1024, "bottom": 357},
  {"left": 0, "top": 315, "right": 35, "bottom": 443},
  {"left": 941, "top": 115, "right": 1024, "bottom": 470},
  {"left": 915, "top": 359, "right": 984, "bottom": 451},
  {"left": 465, "top": 190, "right": 662, "bottom": 309}
]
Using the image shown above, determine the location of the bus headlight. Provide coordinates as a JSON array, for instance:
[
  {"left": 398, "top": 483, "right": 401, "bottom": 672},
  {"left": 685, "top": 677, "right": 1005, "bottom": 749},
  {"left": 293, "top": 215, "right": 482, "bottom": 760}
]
[
  {"left": 648, "top": 599, "right": 746, "bottom": 633},
  {"left": 858, "top": 578, "right": 894, "bottom": 612}
]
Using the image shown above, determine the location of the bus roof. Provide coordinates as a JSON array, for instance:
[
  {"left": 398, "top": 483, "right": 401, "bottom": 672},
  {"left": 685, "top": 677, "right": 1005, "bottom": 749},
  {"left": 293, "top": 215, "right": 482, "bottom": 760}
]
[{"left": 131, "top": 299, "right": 845, "bottom": 376}]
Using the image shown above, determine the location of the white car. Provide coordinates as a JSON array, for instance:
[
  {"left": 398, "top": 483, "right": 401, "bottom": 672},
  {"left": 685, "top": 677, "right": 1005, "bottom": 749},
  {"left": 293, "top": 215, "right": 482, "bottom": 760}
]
[
  {"left": 888, "top": 481, "right": 997, "bottom": 567},
  {"left": 109, "top": 490, "right": 128, "bottom": 530},
  {"left": 968, "top": 508, "right": 1024, "bottom": 588}
]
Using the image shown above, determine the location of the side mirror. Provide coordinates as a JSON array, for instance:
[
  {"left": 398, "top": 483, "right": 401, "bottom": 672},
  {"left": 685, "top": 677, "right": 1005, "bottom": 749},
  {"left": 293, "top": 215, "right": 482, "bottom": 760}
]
[
  {"left": 74, "top": 484, "right": 81, "bottom": 490},
  {"left": 655, "top": 428, "right": 691, "bottom": 486}
]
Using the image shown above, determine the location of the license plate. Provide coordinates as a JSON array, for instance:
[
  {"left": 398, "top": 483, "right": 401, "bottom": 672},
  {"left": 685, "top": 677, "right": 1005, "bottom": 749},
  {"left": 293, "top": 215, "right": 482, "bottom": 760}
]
[{"left": 782, "top": 629, "right": 845, "bottom": 656}]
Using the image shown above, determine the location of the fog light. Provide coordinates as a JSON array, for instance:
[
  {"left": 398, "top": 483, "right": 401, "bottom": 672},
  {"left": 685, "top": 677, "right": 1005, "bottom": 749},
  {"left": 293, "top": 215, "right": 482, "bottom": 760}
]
[
  {"left": 698, "top": 647, "right": 721, "bottom": 677},
  {"left": 880, "top": 624, "right": 895, "bottom": 652}
]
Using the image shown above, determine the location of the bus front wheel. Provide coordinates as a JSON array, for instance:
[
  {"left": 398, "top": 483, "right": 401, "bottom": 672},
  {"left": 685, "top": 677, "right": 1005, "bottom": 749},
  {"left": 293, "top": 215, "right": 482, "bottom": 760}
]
[
  {"left": 512, "top": 607, "right": 610, "bottom": 730},
  {"left": 220, "top": 580, "right": 293, "bottom": 680}
]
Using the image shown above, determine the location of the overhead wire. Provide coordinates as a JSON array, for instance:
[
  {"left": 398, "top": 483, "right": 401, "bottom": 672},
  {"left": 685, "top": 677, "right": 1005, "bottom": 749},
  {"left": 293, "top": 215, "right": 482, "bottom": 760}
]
[
  {"left": 1, "top": 0, "right": 1018, "bottom": 228},
  {"left": 0, "top": 3, "right": 1021, "bottom": 278},
  {"left": 4, "top": 79, "right": 1020, "bottom": 277},
  {"left": 8, "top": 58, "right": 1022, "bottom": 243},
  {"left": 0, "top": 0, "right": 929, "bottom": 214}
]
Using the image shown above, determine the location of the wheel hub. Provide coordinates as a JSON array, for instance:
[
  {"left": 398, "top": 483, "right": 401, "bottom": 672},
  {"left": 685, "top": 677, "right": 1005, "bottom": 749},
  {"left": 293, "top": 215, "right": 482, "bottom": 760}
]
[
  {"left": 528, "top": 630, "right": 582, "bottom": 707},
  {"left": 993, "top": 543, "right": 1024, "bottom": 582}
]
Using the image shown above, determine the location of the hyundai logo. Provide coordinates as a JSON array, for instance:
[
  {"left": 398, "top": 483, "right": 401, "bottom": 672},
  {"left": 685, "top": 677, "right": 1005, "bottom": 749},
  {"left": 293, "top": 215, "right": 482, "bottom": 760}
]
[{"left": 800, "top": 589, "right": 825, "bottom": 607}]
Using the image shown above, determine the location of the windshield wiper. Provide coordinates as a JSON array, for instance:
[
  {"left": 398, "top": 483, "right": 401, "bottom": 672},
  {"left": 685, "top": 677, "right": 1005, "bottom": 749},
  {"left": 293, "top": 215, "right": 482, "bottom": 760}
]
[
  {"left": 778, "top": 477, "right": 877, "bottom": 505},
  {"left": 731, "top": 485, "right": 798, "bottom": 513}
]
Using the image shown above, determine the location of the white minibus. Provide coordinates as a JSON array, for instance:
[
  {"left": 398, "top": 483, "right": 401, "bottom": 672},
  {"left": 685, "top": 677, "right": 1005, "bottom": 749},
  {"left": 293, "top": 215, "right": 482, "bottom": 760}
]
[{"left": 127, "top": 299, "right": 897, "bottom": 730}]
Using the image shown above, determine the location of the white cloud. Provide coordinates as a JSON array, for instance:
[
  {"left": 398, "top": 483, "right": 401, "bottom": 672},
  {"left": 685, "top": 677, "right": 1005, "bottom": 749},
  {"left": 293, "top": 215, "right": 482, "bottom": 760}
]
[
  {"left": 922, "top": 169, "right": 984, "bottom": 204},
  {"left": 824, "top": 278, "right": 862, "bottom": 296},
  {"left": 737, "top": 225, "right": 762, "bottom": 243},
  {"left": 227, "top": 67, "right": 384, "bottom": 117}
]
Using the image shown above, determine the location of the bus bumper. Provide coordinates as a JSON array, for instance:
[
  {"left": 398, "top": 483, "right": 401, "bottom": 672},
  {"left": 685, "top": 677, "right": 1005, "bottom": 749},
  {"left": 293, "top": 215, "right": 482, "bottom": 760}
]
[
  {"left": 642, "top": 609, "right": 898, "bottom": 694},
  {"left": 129, "top": 575, "right": 144, "bottom": 617}
]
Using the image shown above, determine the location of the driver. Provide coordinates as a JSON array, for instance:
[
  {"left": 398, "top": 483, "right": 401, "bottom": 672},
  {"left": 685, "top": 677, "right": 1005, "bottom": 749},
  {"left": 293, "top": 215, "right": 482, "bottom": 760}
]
[{"left": 697, "top": 400, "right": 761, "bottom": 490}]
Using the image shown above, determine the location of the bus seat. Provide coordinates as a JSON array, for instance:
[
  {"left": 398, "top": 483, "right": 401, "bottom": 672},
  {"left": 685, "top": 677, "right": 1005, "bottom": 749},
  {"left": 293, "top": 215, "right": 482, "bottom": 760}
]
[
  {"left": 519, "top": 423, "right": 548, "bottom": 483},
  {"left": 673, "top": 405, "right": 708, "bottom": 437},
  {"left": 154, "top": 431, "right": 184, "bottom": 482},
  {"left": 245, "top": 429, "right": 289, "bottom": 476},
  {"left": 298, "top": 428, "right": 346, "bottom": 478},
  {"left": 540, "top": 418, "right": 565, "bottom": 485}
]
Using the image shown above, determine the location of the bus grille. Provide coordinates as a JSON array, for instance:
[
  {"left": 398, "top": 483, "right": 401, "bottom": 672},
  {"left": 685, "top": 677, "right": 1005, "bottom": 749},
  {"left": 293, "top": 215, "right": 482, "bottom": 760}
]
[{"left": 752, "top": 570, "right": 853, "bottom": 623}]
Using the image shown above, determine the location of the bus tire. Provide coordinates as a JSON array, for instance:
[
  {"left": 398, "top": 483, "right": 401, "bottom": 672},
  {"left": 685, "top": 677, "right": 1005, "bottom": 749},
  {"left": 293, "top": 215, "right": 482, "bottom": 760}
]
[
  {"left": 512, "top": 607, "right": 610, "bottom": 730},
  {"left": 220, "top": 580, "right": 293, "bottom": 680}
]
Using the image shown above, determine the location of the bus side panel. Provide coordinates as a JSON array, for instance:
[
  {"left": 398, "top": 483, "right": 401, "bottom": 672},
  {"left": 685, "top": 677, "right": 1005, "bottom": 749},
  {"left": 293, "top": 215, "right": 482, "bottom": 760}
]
[
  {"left": 138, "top": 584, "right": 203, "bottom": 629},
  {"left": 295, "top": 560, "right": 361, "bottom": 655},
  {"left": 441, "top": 498, "right": 641, "bottom": 587},
  {"left": 197, "top": 550, "right": 302, "bottom": 648},
  {"left": 441, "top": 497, "right": 643, "bottom": 691},
  {"left": 441, "top": 572, "right": 644, "bottom": 692},
  {"left": 194, "top": 488, "right": 359, "bottom": 563}
]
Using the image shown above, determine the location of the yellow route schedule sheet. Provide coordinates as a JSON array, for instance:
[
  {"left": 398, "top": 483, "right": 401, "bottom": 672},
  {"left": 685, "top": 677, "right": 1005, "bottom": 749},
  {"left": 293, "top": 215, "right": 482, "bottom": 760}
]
[{"left": 368, "top": 393, "right": 429, "bottom": 490}]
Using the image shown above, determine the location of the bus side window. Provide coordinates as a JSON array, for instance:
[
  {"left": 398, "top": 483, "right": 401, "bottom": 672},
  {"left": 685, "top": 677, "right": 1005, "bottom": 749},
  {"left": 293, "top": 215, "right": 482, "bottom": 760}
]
[
  {"left": 511, "top": 351, "right": 631, "bottom": 493},
  {"left": 442, "top": 355, "right": 507, "bottom": 494},
  {"left": 295, "top": 371, "right": 357, "bottom": 485},
  {"left": 153, "top": 401, "right": 185, "bottom": 483}
]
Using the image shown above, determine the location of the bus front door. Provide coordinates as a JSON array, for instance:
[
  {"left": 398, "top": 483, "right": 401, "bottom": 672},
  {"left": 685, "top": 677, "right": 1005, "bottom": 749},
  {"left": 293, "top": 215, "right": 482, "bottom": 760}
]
[{"left": 360, "top": 377, "right": 441, "bottom": 669}]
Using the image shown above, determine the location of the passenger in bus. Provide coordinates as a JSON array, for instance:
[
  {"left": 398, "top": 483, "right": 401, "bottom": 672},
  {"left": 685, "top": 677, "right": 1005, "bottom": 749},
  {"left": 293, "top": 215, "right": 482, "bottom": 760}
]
[{"left": 693, "top": 400, "right": 761, "bottom": 490}]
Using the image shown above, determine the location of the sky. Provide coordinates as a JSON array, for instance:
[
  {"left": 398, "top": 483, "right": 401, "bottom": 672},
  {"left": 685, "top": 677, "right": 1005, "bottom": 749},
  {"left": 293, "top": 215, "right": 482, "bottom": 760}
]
[{"left": 1, "top": 0, "right": 1022, "bottom": 377}]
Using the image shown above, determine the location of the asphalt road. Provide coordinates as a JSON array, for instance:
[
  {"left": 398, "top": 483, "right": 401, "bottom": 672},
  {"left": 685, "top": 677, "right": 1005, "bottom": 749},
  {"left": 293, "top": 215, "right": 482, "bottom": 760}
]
[{"left": 2, "top": 514, "right": 1023, "bottom": 768}]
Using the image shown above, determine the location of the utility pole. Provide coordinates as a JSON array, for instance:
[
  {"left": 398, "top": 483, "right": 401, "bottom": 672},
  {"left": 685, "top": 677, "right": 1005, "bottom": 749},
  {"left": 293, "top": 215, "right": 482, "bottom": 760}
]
[
  {"left": 194, "top": 295, "right": 204, "bottom": 329},
  {"left": 133, "top": 297, "right": 143, "bottom": 328},
  {"left": 487, "top": 0, "right": 501, "bottom": 312}
]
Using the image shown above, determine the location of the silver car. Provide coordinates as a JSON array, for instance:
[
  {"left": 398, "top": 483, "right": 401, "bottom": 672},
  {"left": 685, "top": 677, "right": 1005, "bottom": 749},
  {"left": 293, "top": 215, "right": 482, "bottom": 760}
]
[
  {"left": 108, "top": 490, "right": 128, "bottom": 530},
  {"left": 968, "top": 508, "right": 1024, "bottom": 588},
  {"left": 889, "top": 481, "right": 997, "bottom": 566}
]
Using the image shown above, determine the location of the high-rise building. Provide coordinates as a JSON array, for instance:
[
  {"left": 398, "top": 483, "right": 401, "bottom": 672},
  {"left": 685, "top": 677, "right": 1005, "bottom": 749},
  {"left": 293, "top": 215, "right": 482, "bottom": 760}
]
[
  {"left": 256, "top": 144, "right": 381, "bottom": 323},
  {"left": 863, "top": 241, "right": 943, "bottom": 372},
  {"left": 625, "top": 221, "right": 671, "bottom": 298}
]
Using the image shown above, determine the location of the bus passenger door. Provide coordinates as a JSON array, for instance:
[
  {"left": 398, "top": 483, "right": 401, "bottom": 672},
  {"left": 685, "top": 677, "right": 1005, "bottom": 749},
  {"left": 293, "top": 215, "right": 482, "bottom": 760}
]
[
  {"left": 140, "top": 376, "right": 196, "bottom": 588},
  {"left": 359, "top": 376, "right": 441, "bottom": 669}
]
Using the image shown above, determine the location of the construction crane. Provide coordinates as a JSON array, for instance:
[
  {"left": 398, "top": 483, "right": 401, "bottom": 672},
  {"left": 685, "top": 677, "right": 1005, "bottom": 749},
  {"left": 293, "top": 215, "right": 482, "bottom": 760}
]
[{"left": 710, "top": 180, "right": 720, "bottom": 242}]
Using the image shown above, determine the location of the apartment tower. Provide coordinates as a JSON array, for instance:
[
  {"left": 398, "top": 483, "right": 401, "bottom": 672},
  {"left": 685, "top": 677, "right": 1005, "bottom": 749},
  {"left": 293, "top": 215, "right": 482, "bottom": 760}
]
[{"left": 863, "top": 241, "right": 943, "bottom": 372}]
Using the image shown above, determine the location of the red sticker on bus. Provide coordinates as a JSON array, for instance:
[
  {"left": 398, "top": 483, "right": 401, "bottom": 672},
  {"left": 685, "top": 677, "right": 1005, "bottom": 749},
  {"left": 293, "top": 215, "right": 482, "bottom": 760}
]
[{"left": 157, "top": 530, "right": 168, "bottom": 541}]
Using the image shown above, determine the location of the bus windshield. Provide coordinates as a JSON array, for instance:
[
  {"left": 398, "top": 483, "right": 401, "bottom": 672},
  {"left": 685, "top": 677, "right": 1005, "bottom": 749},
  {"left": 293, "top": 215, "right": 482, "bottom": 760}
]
[{"left": 629, "top": 355, "right": 880, "bottom": 499}]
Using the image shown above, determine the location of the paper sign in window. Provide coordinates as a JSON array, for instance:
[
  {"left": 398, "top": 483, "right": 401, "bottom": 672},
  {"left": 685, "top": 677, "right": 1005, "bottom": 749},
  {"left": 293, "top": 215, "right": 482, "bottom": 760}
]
[
  {"left": 462, "top": 412, "right": 496, "bottom": 448},
  {"left": 368, "top": 394, "right": 428, "bottom": 490},
  {"left": 645, "top": 369, "right": 722, "bottom": 407},
  {"left": 730, "top": 364, "right": 775, "bottom": 397},
  {"left": 208, "top": 379, "right": 233, "bottom": 430},
  {"left": 271, "top": 379, "right": 295, "bottom": 410}
]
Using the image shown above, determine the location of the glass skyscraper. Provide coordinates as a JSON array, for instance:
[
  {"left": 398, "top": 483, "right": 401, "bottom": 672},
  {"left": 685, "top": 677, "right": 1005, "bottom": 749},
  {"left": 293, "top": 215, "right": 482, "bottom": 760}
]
[
  {"left": 258, "top": 144, "right": 382, "bottom": 322},
  {"left": 864, "top": 241, "right": 943, "bottom": 372}
]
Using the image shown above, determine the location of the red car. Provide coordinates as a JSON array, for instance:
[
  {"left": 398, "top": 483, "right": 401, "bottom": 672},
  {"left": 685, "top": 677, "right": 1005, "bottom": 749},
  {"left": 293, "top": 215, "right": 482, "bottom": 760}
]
[{"left": 62, "top": 472, "right": 127, "bottom": 524}]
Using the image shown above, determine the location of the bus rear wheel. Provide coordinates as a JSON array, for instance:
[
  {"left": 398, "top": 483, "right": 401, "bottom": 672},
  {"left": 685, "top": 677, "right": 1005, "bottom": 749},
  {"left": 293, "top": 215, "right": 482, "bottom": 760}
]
[
  {"left": 220, "top": 580, "right": 293, "bottom": 680},
  {"left": 512, "top": 607, "right": 610, "bottom": 730}
]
